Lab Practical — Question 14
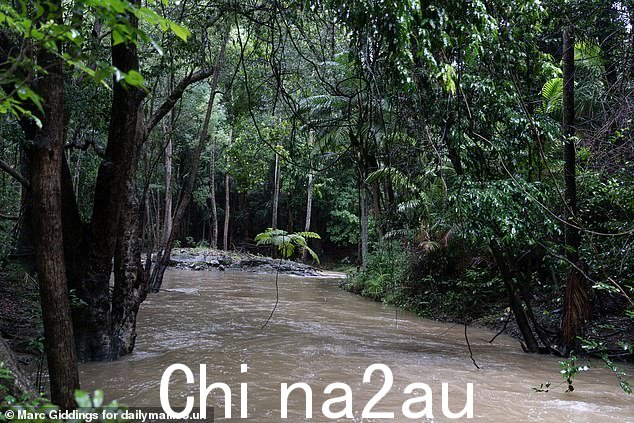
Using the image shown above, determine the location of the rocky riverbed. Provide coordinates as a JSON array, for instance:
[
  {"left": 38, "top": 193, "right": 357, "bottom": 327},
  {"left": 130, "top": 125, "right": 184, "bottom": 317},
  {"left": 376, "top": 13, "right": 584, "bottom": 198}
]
[{"left": 167, "top": 248, "right": 338, "bottom": 277}]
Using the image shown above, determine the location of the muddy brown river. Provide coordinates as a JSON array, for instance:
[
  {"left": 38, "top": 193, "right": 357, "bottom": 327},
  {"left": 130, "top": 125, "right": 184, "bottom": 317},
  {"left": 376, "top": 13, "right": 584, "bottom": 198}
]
[{"left": 80, "top": 269, "right": 633, "bottom": 422}]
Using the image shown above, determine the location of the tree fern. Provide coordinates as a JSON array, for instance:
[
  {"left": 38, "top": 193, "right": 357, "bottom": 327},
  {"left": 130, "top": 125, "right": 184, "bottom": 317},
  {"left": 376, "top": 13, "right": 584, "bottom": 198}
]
[{"left": 255, "top": 228, "right": 321, "bottom": 263}]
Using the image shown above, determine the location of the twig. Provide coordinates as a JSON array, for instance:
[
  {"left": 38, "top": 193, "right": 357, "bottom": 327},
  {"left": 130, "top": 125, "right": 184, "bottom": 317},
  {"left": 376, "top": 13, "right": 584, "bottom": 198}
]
[
  {"left": 261, "top": 257, "right": 282, "bottom": 330},
  {"left": 488, "top": 314, "right": 511, "bottom": 343},
  {"left": 465, "top": 322, "right": 480, "bottom": 369}
]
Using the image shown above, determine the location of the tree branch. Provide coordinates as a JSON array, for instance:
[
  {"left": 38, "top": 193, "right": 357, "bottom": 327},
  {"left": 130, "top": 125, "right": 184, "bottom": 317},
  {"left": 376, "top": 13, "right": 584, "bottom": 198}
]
[
  {"left": 0, "top": 157, "right": 30, "bottom": 188},
  {"left": 145, "top": 68, "right": 214, "bottom": 133}
]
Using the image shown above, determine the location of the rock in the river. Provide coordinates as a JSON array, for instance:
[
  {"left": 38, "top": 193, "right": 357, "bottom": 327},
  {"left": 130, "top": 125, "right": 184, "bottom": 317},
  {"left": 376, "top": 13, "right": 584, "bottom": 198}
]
[{"left": 167, "top": 248, "right": 323, "bottom": 276}]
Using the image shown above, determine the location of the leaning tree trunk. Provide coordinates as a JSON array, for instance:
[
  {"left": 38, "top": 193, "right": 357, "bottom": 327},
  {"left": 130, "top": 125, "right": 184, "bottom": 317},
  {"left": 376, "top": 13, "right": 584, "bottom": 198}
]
[
  {"left": 97, "top": 66, "right": 216, "bottom": 359},
  {"left": 301, "top": 174, "right": 314, "bottom": 262},
  {"left": 490, "top": 240, "right": 540, "bottom": 353},
  {"left": 561, "top": 25, "right": 590, "bottom": 354},
  {"left": 150, "top": 89, "right": 215, "bottom": 291},
  {"left": 30, "top": 30, "right": 80, "bottom": 407},
  {"left": 150, "top": 33, "right": 228, "bottom": 292}
]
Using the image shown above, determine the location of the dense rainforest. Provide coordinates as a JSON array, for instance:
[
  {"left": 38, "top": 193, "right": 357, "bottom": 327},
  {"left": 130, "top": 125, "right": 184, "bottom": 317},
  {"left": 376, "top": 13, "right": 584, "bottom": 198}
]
[{"left": 0, "top": 0, "right": 632, "bottom": 415}]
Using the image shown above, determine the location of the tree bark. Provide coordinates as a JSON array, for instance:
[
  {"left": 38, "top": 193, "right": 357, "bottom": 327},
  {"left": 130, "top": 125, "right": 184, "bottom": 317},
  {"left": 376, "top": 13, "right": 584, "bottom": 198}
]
[
  {"left": 223, "top": 117, "right": 233, "bottom": 251},
  {"left": 209, "top": 137, "right": 218, "bottom": 248},
  {"left": 271, "top": 150, "right": 281, "bottom": 229},
  {"left": 359, "top": 178, "right": 369, "bottom": 266},
  {"left": 302, "top": 131, "right": 316, "bottom": 261},
  {"left": 163, "top": 131, "right": 173, "bottom": 242},
  {"left": 30, "top": 32, "right": 80, "bottom": 407},
  {"left": 561, "top": 26, "right": 589, "bottom": 354},
  {"left": 112, "top": 178, "right": 147, "bottom": 356},
  {"left": 223, "top": 173, "right": 231, "bottom": 251},
  {"left": 67, "top": 0, "right": 146, "bottom": 361}
]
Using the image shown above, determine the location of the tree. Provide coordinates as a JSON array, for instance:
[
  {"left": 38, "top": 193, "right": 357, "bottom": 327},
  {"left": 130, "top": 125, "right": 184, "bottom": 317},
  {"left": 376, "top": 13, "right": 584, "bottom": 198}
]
[
  {"left": 150, "top": 30, "right": 229, "bottom": 292},
  {"left": 561, "top": 25, "right": 590, "bottom": 353},
  {"left": 29, "top": 1, "right": 79, "bottom": 408},
  {"left": 0, "top": 0, "right": 206, "bottom": 362},
  {"left": 302, "top": 131, "right": 317, "bottom": 261}
]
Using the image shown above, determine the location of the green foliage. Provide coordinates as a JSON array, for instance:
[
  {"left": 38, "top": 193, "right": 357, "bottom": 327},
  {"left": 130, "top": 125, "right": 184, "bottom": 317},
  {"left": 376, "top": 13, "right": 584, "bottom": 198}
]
[
  {"left": 541, "top": 312, "right": 632, "bottom": 397},
  {"left": 540, "top": 77, "right": 563, "bottom": 115},
  {"left": 451, "top": 180, "right": 559, "bottom": 247},
  {"left": 255, "top": 229, "right": 321, "bottom": 263},
  {"left": 0, "top": 362, "right": 54, "bottom": 421},
  {"left": 1, "top": 363, "right": 124, "bottom": 421},
  {"left": 345, "top": 241, "right": 410, "bottom": 304},
  {"left": 0, "top": 0, "right": 191, "bottom": 120},
  {"left": 558, "top": 355, "right": 588, "bottom": 393},
  {"left": 74, "top": 389, "right": 124, "bottom": 420},
  {"left": 346, "top": 239, "right": 507, "bottom": 319},
  {"left": 581, "top": 339, "right": 632, "bottom": 394}
]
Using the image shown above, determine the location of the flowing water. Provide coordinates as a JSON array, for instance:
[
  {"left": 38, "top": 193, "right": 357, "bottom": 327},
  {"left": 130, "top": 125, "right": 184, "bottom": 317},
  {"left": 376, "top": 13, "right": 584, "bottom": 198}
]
[{"left": 80, "top": 269, "right": 633, "bottom": 422}]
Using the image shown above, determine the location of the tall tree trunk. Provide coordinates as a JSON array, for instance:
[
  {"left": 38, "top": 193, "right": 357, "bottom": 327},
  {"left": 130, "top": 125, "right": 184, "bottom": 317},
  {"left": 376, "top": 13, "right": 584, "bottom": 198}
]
[
  {"left": 302, "top": 131, "right": 316, "bottom": 261},
  {"left": 561, "top": 26, "right": 589, "bottom": 354},
  {"left": 163, "top": 125, "right": 173, "bottom": 242},
  {"left": 30, "top": 28, "right": 80, "bottom": 407},
  {"left": 359, "top": 177, "right": 369, "bottom": 266},
  {"left": 562, "top": 27, "right": 579, "bottom": 257},
  {"left": 67, "top": 0, "right": 146, "bottom": 361},
  {"left": 223, "top": 172, "right": 231, "bottom": 251},
  {"left": 271, "top": 150, "right": 280, "bottom": 229},
  {"left": 209, "top": 137, "right": 218, "bottom": 248}
]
